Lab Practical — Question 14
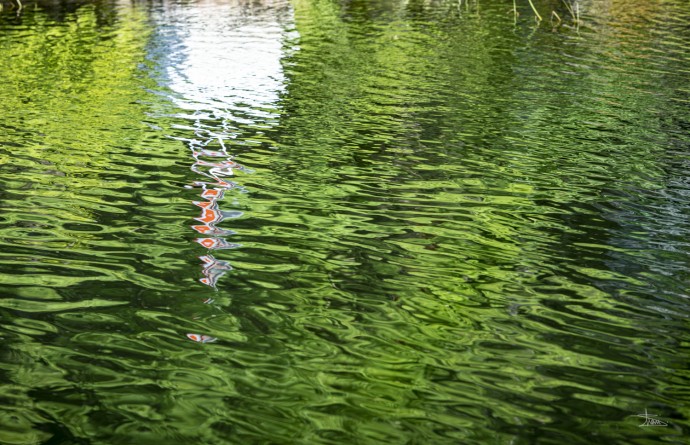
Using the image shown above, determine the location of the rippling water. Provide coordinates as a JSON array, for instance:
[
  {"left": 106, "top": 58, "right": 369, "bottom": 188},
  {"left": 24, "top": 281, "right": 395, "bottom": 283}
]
[{"left": 1, "top": 0, "right": 689, "bottom": 443}]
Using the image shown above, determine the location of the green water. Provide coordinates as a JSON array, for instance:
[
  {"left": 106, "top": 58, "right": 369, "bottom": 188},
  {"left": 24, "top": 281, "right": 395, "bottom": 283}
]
[{"left": 1, "top": 0, "right": 689, "bottom": 443}]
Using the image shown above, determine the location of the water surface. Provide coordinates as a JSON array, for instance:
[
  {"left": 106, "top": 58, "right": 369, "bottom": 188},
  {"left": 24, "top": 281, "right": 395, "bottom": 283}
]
[{"left": 1, "top": 0, "right": 689, "bottom": 443}]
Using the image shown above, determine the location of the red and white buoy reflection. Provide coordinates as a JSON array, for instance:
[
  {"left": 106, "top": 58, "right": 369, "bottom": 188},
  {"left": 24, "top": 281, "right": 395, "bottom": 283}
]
[
  {"left": 198, "top": 254, "right": 233, "bottom": 288},
  {"left": 187, "top": 137, "right": 248, "bottom": 289},
  {"left": 162, "top": 0, "right": 289, "bottom": 344},
  {"left": 187, "top": 333, "right": 217, "bottom": 343},
  {"left": 192, "top": 199, "right": 241, "bottom": 237}
]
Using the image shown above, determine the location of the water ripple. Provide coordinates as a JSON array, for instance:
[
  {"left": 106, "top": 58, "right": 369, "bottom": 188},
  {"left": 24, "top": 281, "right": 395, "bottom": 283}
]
[{"left": 1, "top": 0, "right": 689, "bottom": 443}]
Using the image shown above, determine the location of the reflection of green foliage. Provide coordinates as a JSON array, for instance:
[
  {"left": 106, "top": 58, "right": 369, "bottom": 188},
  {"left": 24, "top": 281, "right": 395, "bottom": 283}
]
[
  {"left": 0, "top": 5, "right": 189, "bottom": 290},
  {"left": 0, "top": 0, "right": 689, "bottom": 443},
  {"left": 7, "top": 6, "right": 166, "bottom": 190},
  {"left": 241, "top": 0, "right": 690, "bottom": 441},
  {"left": 0, "top": 6, "right": 170, "bottom": 443}
]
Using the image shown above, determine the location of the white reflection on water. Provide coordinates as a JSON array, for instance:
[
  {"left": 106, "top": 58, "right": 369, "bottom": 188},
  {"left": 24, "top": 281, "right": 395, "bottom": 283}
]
[
  {"left": 149, "top": 0, "right": 293, "bottom": 291},
  {"left": 153, "top": 0, "right": 294, "bottom": 115}
]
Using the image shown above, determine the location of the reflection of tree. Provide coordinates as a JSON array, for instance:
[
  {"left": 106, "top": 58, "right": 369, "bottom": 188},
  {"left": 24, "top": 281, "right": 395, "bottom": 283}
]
[
  {"left": 0, "top": 4, "right": 190, "bottom": 444},
  {"left": 276, "top": 0, "right": 538, "bottom": 295},
  {"left": 267, "top": 0, "right": 690, "bottom": 439},
  {"left": 272, "top": 1, "right": 686, "bottom": 296},
  {"left": 0, "top": 4, "right": 190, "bottom": 290}
]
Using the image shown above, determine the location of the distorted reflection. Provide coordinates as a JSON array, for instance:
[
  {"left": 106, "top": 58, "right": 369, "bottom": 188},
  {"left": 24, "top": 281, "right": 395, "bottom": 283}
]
[
  {"left": 186, "top": 333, "right": 218, "bottom": 343},
  {"left": 184, "top": 135, "right": 243, "bottom": 288},
  {"left": 156, "top": 0, "right": 290, "bottom": 289},
  {"left": 199, "top": 250, "right": 232, "bottom": 288}
]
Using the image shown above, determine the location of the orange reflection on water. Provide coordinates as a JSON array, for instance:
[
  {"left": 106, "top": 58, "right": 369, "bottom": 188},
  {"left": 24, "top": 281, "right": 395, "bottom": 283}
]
[{"left": 188, "top": 137, "right": 246, "bottom": 288}]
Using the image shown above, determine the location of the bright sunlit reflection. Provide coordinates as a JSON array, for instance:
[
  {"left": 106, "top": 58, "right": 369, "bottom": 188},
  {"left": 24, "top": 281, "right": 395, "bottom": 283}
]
[{"left": 154, "top": 0, "right": 293, "bottom": 115}]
